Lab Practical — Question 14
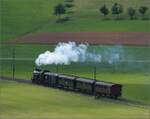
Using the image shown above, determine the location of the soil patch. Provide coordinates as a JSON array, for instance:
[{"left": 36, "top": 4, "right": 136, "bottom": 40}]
[{"left": 6, "top": 32, "right": 150, "bottom": 46}]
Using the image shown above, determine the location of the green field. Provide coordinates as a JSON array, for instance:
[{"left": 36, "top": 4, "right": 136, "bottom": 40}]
[
  {"left": 0, "top": 80, "right": 149, "bottom": 119},
  {"left": 1, "top": 0, "right": 150, "bottom": 118},
  {"left": 1, "top": 44, "right": 150, "bottom": 104},
  {"left": 1, "top": 0, "right": 150, "bottom": 41},
  {"left": 1, "top": 44, "right": 150, "bottom": 77}
]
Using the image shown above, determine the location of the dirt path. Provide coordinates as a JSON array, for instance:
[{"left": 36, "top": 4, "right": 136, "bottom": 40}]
[{"left": 6, "top": 32, "right": 150, "bottom": 46}]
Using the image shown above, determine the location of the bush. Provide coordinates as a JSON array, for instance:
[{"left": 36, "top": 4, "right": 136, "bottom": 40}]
[
  {"left": 100, "top": 4, "right": 109, "bottom": 17},
  {"left": 56, "top": 16, "right": 70, "bottom": 23},
  {"left": 138, "top": 6, "right": 148, "bottom": 19},
  {"left": 65, "top": 3, "right": 74, "bottom": 8},
  {"left": 65, "top": 0, "right": 74, "bottom": 2},
  {"left": 54, "top": 4, "right": 66, "bottom": 22},
  {"left": 111, "top": 3, "right": 123, "bottom": 19},
  {"left": 128, "top": 7, "right": 136, "bottom": 20}
]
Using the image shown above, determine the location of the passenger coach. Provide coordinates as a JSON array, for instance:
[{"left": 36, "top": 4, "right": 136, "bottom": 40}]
[
  {"left": 95, "top": 81, "right": 122, "bottom": 99},
  {"left": 31, "top": 69, "right": 123, "bottom": 99}
]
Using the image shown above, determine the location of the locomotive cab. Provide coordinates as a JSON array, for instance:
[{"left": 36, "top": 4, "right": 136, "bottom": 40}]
[{"left": 31, "top": 68, "right": 42, "bottom": 84}]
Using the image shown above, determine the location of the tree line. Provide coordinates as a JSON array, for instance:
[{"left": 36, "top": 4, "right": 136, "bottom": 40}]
[
  {"left": 54, "top": 0, "right": 74, "bottom": 23},
  {"left": 100, "top": 3, "right": 149, "bottom": 20},
  {"left": 54, "top": 1, "right": 149, "bottom": 23}
]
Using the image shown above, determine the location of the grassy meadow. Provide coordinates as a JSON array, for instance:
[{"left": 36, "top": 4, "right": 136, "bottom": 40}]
[
  {"left": 0, "top": 80, "right": 149, "bottom": 119},
  {"left": 1, "top": 0, "right": 150, "bottom": 41},
  {"left": 0, "top": 44, "right": 150, "bottom": 104},
  {"left": 1, "top": 0, "right": 150, "bottom": 118}
]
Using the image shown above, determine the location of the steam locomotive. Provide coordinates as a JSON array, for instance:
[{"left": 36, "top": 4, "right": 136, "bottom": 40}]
[{"left": 31, "top": 69, "right": 122, "bottom": 99}]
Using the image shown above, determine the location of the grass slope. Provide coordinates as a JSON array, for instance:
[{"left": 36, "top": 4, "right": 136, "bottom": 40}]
[
  {"left": 0, "top": 80, "right": 149, "bottom": 119},
  {"left": 1, "top": 0, "right": 65, "bottom": 41},
  {"left": 1, "top": 0, "right": 150, "bottom": 41}
]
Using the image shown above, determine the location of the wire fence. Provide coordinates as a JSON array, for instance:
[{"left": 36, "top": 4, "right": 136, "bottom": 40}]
[{"left": 0, "top": 44, "right": 150, "bottom": 80}]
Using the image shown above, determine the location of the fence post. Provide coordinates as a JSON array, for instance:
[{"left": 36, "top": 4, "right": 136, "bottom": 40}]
[
  {"left": 94, "top": 65, "right": 96, "bottom": 81},
  {"left": 12, "top": 47, "right": 15, "bottom": 80}
]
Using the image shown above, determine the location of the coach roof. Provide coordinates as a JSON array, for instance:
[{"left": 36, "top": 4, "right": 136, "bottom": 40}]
[
  {"left": 44, "top": 72, "right": 58, "bottom": 76},
  {"left": 95, "top": 81, "right": 121, "bottom": 86},
  {"left": 59, "top": 75, "right": 76, "bottom": 80},
  {"left": 76, "top": 78, "right": 95, "bottom": 83}
]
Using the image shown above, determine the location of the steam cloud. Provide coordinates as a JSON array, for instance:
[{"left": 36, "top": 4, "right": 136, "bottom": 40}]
[
  {"left": 35, "top": 42, "right": 101, "bottom": 66},
  {"left": 34, "top": 42, "right": 149, "bottom": 72},
  {"left": 102, "top": 46, "right": 122, "bottom": 64}
]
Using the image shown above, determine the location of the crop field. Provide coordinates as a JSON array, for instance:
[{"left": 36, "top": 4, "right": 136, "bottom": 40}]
[{"left": 1, "top": 0, "right": 149, "bottom": 41}]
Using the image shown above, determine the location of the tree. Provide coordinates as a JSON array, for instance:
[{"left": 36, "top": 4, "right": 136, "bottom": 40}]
[
  {"left": 54, "top": 4, "right": 66, "bottom": 21},
  {"left": 100, "top": 4, "right": 109, "bottom": 17},
  {"left": 65, "top": 0, "right": 74, "bottom": 2},
  {"left": 128, "top": 7, "right": 136, "bottom": 19},
  {"left": 65, "top": 3, "right": 74, "bottom": 8},
  {"left": 138, "top": 6, "right": 148, "bottom": 18},
  {"left": 111, "top": 3, "right": 123, "bottom": 19}
]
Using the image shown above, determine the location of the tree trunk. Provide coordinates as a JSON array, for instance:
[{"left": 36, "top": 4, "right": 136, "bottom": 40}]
[
  {"left": 117, "top": 14, "right": 119, "bottom": 20},
  {"left": 59, "top": 14, "right": 61, "bottom": 20}
]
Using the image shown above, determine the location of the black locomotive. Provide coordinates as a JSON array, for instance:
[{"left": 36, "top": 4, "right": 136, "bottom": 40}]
[{"left": 32, "top": 69, "right": 122, "bottom": 99}]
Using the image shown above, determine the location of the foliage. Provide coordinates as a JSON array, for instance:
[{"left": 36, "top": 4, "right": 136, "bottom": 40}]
[
  {"left": 138, "top": 6, "right": 148, "bottom": 19},
  {"left": 111, "top": 3, "right": 123, "bottom": 19},
  {"left": 100, "top": 4, "right": 109, "bottom": 17},
  {"left": 65, "top": 0, "right": 74, "bottom": 2},
  {"left": 65, "top": 3, "right": 74, "bottom": 8},
  {"left": 54, "top": 4, "right": 66, "bottom": 21},
  {"left": 1, "top": 0, "right": 150, "bottom": 41},
  {"left": 128, "top": 7, "right": 136, "bottom": 19}
]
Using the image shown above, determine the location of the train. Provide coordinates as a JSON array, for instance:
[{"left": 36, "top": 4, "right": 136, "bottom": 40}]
[{"left": 31, "top": 68, "right": 123, "bottom": 99}]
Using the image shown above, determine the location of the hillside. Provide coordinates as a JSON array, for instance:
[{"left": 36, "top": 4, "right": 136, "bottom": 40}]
[
  {"left": 1, "top": 0, "right": 149, "bottom": 41},
  {"left": 1, "top": 1, "right": 150, "bottom": 118},
  {"left": 0, "top": 80, "right": 149, "bottom": 119}
]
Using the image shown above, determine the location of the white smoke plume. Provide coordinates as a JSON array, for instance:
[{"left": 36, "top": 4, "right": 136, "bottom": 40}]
[
  {"left": 108, "top": 53, "right": 120, "bottom": 64},
  {"left": 102, "top": 45, "right": 122, "bottom": 64},
  {"left": 35, "top": 42, "right": 101, "bottom": 66}
]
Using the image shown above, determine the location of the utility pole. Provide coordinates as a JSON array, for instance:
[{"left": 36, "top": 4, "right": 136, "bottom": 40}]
[
  {"left": 12, "top": 47, "right": 15, "bottom": 80},
  {"left": 56, "top": 65, "right": 58, "bottom": 74},
  {"left": 93, "top": 65, "right": 97, "bottom": 98},
  {"left": 94, "top": 65, "right": 96, "bottom": 82}
]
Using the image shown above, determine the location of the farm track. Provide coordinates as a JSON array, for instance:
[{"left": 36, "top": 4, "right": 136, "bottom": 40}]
[
  {"left": 1, "top": 76, "right": 149, "bottom": 109},
  {"left": 5, "top": 32, "right": 150, "bottom": 46}
]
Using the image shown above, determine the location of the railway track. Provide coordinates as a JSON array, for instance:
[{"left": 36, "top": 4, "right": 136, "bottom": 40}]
[
  {"left": 99, "top": 97, "right": 149, "bottom": 109},
  {"left": 0, "top": 76, "right": 31, "bottom": 84},
  {"left": 0, "top": 76, "right": 149, "bottom": 109}
]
